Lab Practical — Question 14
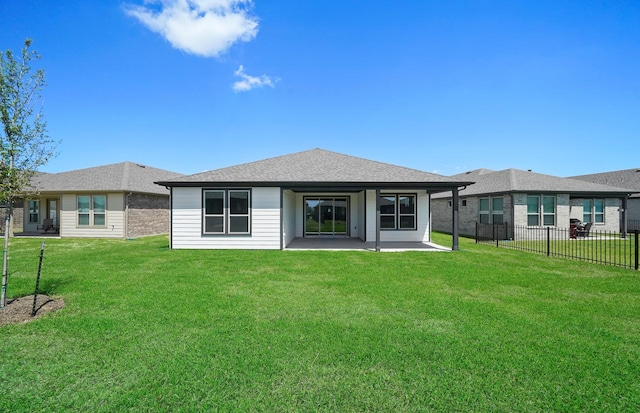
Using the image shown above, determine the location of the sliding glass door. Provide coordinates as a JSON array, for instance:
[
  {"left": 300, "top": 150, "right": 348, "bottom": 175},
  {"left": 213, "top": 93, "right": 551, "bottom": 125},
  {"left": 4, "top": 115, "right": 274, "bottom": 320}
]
[{"left": 305, "top": 197, "right": 348, "bottom": 236}]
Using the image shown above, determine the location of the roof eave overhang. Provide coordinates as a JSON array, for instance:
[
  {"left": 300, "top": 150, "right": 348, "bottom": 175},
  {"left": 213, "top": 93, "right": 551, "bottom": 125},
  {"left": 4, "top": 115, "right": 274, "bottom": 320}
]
[
  {"left": 155, "top": 180, "right": 474, "bottom": 192},
  {"left": 436, "top": 189, "right": 636, "bottom": 199},
  {"left": 567, "top": 191, "right": 638, "bottom": 198},
  {"left": 34, "top": 189, "right": 170, "bottom": 196}
]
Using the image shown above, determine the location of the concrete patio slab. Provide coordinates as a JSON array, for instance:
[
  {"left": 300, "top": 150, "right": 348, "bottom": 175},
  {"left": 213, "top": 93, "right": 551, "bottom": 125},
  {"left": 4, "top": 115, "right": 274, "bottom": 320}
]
[{"left": 285, "top": 237, "right": 450, "bottom": 252}]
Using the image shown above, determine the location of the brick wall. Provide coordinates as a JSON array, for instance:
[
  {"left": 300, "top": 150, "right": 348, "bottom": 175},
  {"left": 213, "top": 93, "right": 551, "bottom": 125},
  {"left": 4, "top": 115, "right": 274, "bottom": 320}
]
[
  {"left": 126, "top": 193, "right": 170, "bottom": 238},
  {"left": 432, "top": 195, "right": 500, "bottom": 237},
  {"left": 0, "top": 201, "right": 24, "bottom": 234},
  {"left": 435, "top": 192, "right": 626, "bottom": 237},
  {"left": 431, "top": 198, "right": 452, "bottom": 233}
]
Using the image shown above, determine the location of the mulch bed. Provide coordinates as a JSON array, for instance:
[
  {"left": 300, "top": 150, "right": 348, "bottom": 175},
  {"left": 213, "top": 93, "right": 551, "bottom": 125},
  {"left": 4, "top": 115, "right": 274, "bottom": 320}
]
[{"left": 0, "top": 295, "right": 65, "bottom": 326}]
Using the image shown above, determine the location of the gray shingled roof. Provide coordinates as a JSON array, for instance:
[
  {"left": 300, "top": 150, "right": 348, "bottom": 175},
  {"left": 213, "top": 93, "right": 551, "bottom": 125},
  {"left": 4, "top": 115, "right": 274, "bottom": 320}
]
[
  {"left": 157, "top": 149, "right": 472, "bottom": 189},
  {"left": 570, "top": 168, "right": 640, "bottom": 198},
  {"left": 433, "top": 168, "right": 636, "bottom": 199},
  {"left": 33, "top": 162, "right": 184, "bottom": 195},
  {"left": 449, "top": 168, "right": 495, "bottom": 179}
]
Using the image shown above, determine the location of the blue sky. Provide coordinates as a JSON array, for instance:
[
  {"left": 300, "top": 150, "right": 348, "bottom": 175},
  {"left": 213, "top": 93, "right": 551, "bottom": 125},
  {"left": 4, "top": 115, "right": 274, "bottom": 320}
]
[{"left": 1, "top": 0, "right": 638, "bottom": 177}]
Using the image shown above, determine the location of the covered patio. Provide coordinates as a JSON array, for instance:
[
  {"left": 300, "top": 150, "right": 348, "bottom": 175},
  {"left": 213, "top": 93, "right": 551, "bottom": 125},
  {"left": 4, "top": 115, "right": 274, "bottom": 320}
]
[{"left": 285, "top": 237, "right": 451, "bottom": 252}]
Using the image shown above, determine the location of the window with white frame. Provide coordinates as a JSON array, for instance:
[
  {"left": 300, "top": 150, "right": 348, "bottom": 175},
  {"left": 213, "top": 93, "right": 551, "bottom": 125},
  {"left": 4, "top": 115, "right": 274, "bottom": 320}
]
[
  {"left": 527, "top": 195, "right": 555, "bottom": 226},
  {"left": 478, "top": 197, "right": 503, "bottom": 224},
  {"left": 77, "top": 195, "right": 106, "bottom": 226},
  {"left": 542, "top": 196, "right": 555, "bottom": 225},
  {"left": 479, "top": 198, "right": 490, "bottom": 224},
  {"left": 28, "top": 200, "right": 39, "bottom": 223},
  {"left": 379, "top": 194, "right": 416, "bottom": 230},
  {"left": 492, "top": 197, "right": 504, "bottom": 224},
  {"left": 203, "top": 189, "right": 251, "bottom": 234},
  {"left": 583, "top": 198, "right": 604, "bottom": 223}
]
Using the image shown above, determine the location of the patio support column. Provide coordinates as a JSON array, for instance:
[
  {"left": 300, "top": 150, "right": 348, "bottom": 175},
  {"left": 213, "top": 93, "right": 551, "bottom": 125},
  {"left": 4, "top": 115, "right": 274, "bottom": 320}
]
[
  {"left": 452, "top": 187, "right": 460, "bottom": 251},
  {"left": 279, "top": 188, "right": 284, "bottom": 250},
  {"left": 375, "top": 188, "right": 381, "bottom": 252}
]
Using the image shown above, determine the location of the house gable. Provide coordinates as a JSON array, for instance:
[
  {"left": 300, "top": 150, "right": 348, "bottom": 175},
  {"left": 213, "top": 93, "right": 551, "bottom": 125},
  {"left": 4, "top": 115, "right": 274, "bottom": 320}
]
[
  {"left": 159, "top": 149, "right": 471, "bottom": 250},
  {"left": 157, "top": 148, "right": 472, "bottom": 190}
]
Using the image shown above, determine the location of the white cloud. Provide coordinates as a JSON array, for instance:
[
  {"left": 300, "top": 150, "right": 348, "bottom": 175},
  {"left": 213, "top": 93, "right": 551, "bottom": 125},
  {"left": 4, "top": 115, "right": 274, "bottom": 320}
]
[
  {"left": 232, "top": 65, "right": 275, "bottom": 92},
  {"left": 124, "top": 0, "right": 259, "bottom": 57}
]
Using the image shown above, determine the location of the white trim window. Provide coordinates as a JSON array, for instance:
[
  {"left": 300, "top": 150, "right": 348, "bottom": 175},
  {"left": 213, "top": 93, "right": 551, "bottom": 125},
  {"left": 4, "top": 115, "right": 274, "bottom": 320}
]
[
  {"left": 380, "top": 194, "right": 416, "bottom": 230},
  {"left": 527, "top": 195, "right": 556, "bottom": 226},
  {"left": 77, "top": 195, "right": 106, "bottom": 226},
  {"left": 203, "top": 189, "right": 251, "bottom": 235},
  {"left": 583, "top": 198, "right": 604, "bottom": 224},
  {"left": 479, "top": 197, "right": 503, "bottom": 224},
  {"left": 479, "top": 198, "right": 490, "bottom": 224},
  {"left": 28, "top": 200, "right": 40, "bottom": 224},
  {"left": 492, "top": 197, "right": 504, "bottom": 224}
]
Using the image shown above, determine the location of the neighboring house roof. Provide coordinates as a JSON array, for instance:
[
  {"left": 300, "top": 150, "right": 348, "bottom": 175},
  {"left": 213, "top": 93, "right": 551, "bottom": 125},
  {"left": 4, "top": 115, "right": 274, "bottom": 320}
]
[
  {"left": 452, "top": 168, "right": 495, "bottom": 178},
  {"left": 33, "top": 162, "right": 184, "bottom": 195},
  {"left": 432, "top": 168, "right": 636, "bottom": 199},
  {"left": 156, "top": 148, "right": 473, "bottom": 190},
  {"left": 569, "top": 168, "right": 640, "bottom": 198}
]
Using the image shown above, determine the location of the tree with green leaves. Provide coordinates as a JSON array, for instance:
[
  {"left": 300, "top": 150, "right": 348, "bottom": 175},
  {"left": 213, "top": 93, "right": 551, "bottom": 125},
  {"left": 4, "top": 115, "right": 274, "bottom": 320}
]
[{"left": 1, "top": 39, "right": 58, "bottom": 307}]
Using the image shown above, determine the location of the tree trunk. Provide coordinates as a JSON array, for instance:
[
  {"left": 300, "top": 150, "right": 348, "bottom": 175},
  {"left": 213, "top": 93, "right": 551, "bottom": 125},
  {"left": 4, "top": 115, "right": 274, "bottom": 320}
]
[{"left": 1, "top": 203, "right": 10, "bottom": 307}]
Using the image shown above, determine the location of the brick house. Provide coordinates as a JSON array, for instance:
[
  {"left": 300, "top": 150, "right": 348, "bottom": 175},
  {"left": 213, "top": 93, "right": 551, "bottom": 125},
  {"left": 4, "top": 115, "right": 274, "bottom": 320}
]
[
  {"left": 569, "top": 168, "right": 640, "bottom": 231},
  {"left": 432, "top": 168, "right": 636, "bottom": 238},
  {"left": 12, "top": 162, "right": 183, "bottom": 238}
]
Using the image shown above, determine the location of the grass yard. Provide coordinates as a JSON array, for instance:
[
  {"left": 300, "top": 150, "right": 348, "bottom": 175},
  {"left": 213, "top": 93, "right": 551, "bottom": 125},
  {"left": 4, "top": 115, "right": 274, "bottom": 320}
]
[
  {"left": 1, "top": 234, "right": 639, "bottom": 412},
  {"left": 489, "top": 232, "right": 639, "bottom": 270}
]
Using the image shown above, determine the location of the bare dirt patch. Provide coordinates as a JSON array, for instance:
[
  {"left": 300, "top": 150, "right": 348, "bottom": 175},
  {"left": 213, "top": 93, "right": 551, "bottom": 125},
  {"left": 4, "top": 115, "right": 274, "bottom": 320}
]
[{"left": 0, "top": 295, "right": 65, "bottom": 326}]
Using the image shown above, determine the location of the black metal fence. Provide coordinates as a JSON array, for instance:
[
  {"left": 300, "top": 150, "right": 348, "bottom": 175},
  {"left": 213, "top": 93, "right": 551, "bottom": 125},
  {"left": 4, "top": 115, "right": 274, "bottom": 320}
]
[
  {"left": 476, "top": 223, "right": 639, "bottom": 271},
  {"left": 630, "top": 219, "right": 640, "bottom": 231}
]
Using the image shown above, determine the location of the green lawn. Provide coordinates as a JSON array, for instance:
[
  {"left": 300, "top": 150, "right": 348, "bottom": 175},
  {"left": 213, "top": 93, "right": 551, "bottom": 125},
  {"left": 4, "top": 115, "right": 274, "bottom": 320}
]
[
  {"left": 1, "top": 234, "right": 639, "bottom": 412},
  {"left": 486, "top": 233, "right": 639, "bottom": 270}
]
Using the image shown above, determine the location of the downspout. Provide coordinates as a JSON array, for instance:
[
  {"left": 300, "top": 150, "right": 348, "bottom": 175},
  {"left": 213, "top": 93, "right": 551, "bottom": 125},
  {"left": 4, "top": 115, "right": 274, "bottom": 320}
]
[
  {"left": 452, "top": 187, "right": 459, "bottom": 251},
  {"left": 428, "top": 191, "right": 432, "bottom": 243},
  {"left": 280, "top": 188, "right": 284, "bottom": 250},
  {"left": 125, "top": 192, "right": 132, "bottom": 239},
  {"left": 510, "top": 194, "right": 515, "bottom": 240},
  {"left": 169, "top": 187, "right": 173, "bottom": 250},
  {"left": 375, "top": 188, "right": 381, "bottom": 252},
  {"left": 622, "top": 195, "right": 628, "bottom": 238}
]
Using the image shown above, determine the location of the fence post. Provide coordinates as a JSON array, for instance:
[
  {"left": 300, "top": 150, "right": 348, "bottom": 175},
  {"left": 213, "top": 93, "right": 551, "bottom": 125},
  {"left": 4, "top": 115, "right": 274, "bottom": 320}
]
[
  {"left": 495, "top": 224, "right": 499, "bottom": 248},
  {"left": 546, "top": 227, "right": 551, "bottom": 256},
  {"left": 475, "top": 222, "right": 478, "bottom": 244},
  {"left": 635, "top": 230, "right": 639, "bottom": 271}
]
